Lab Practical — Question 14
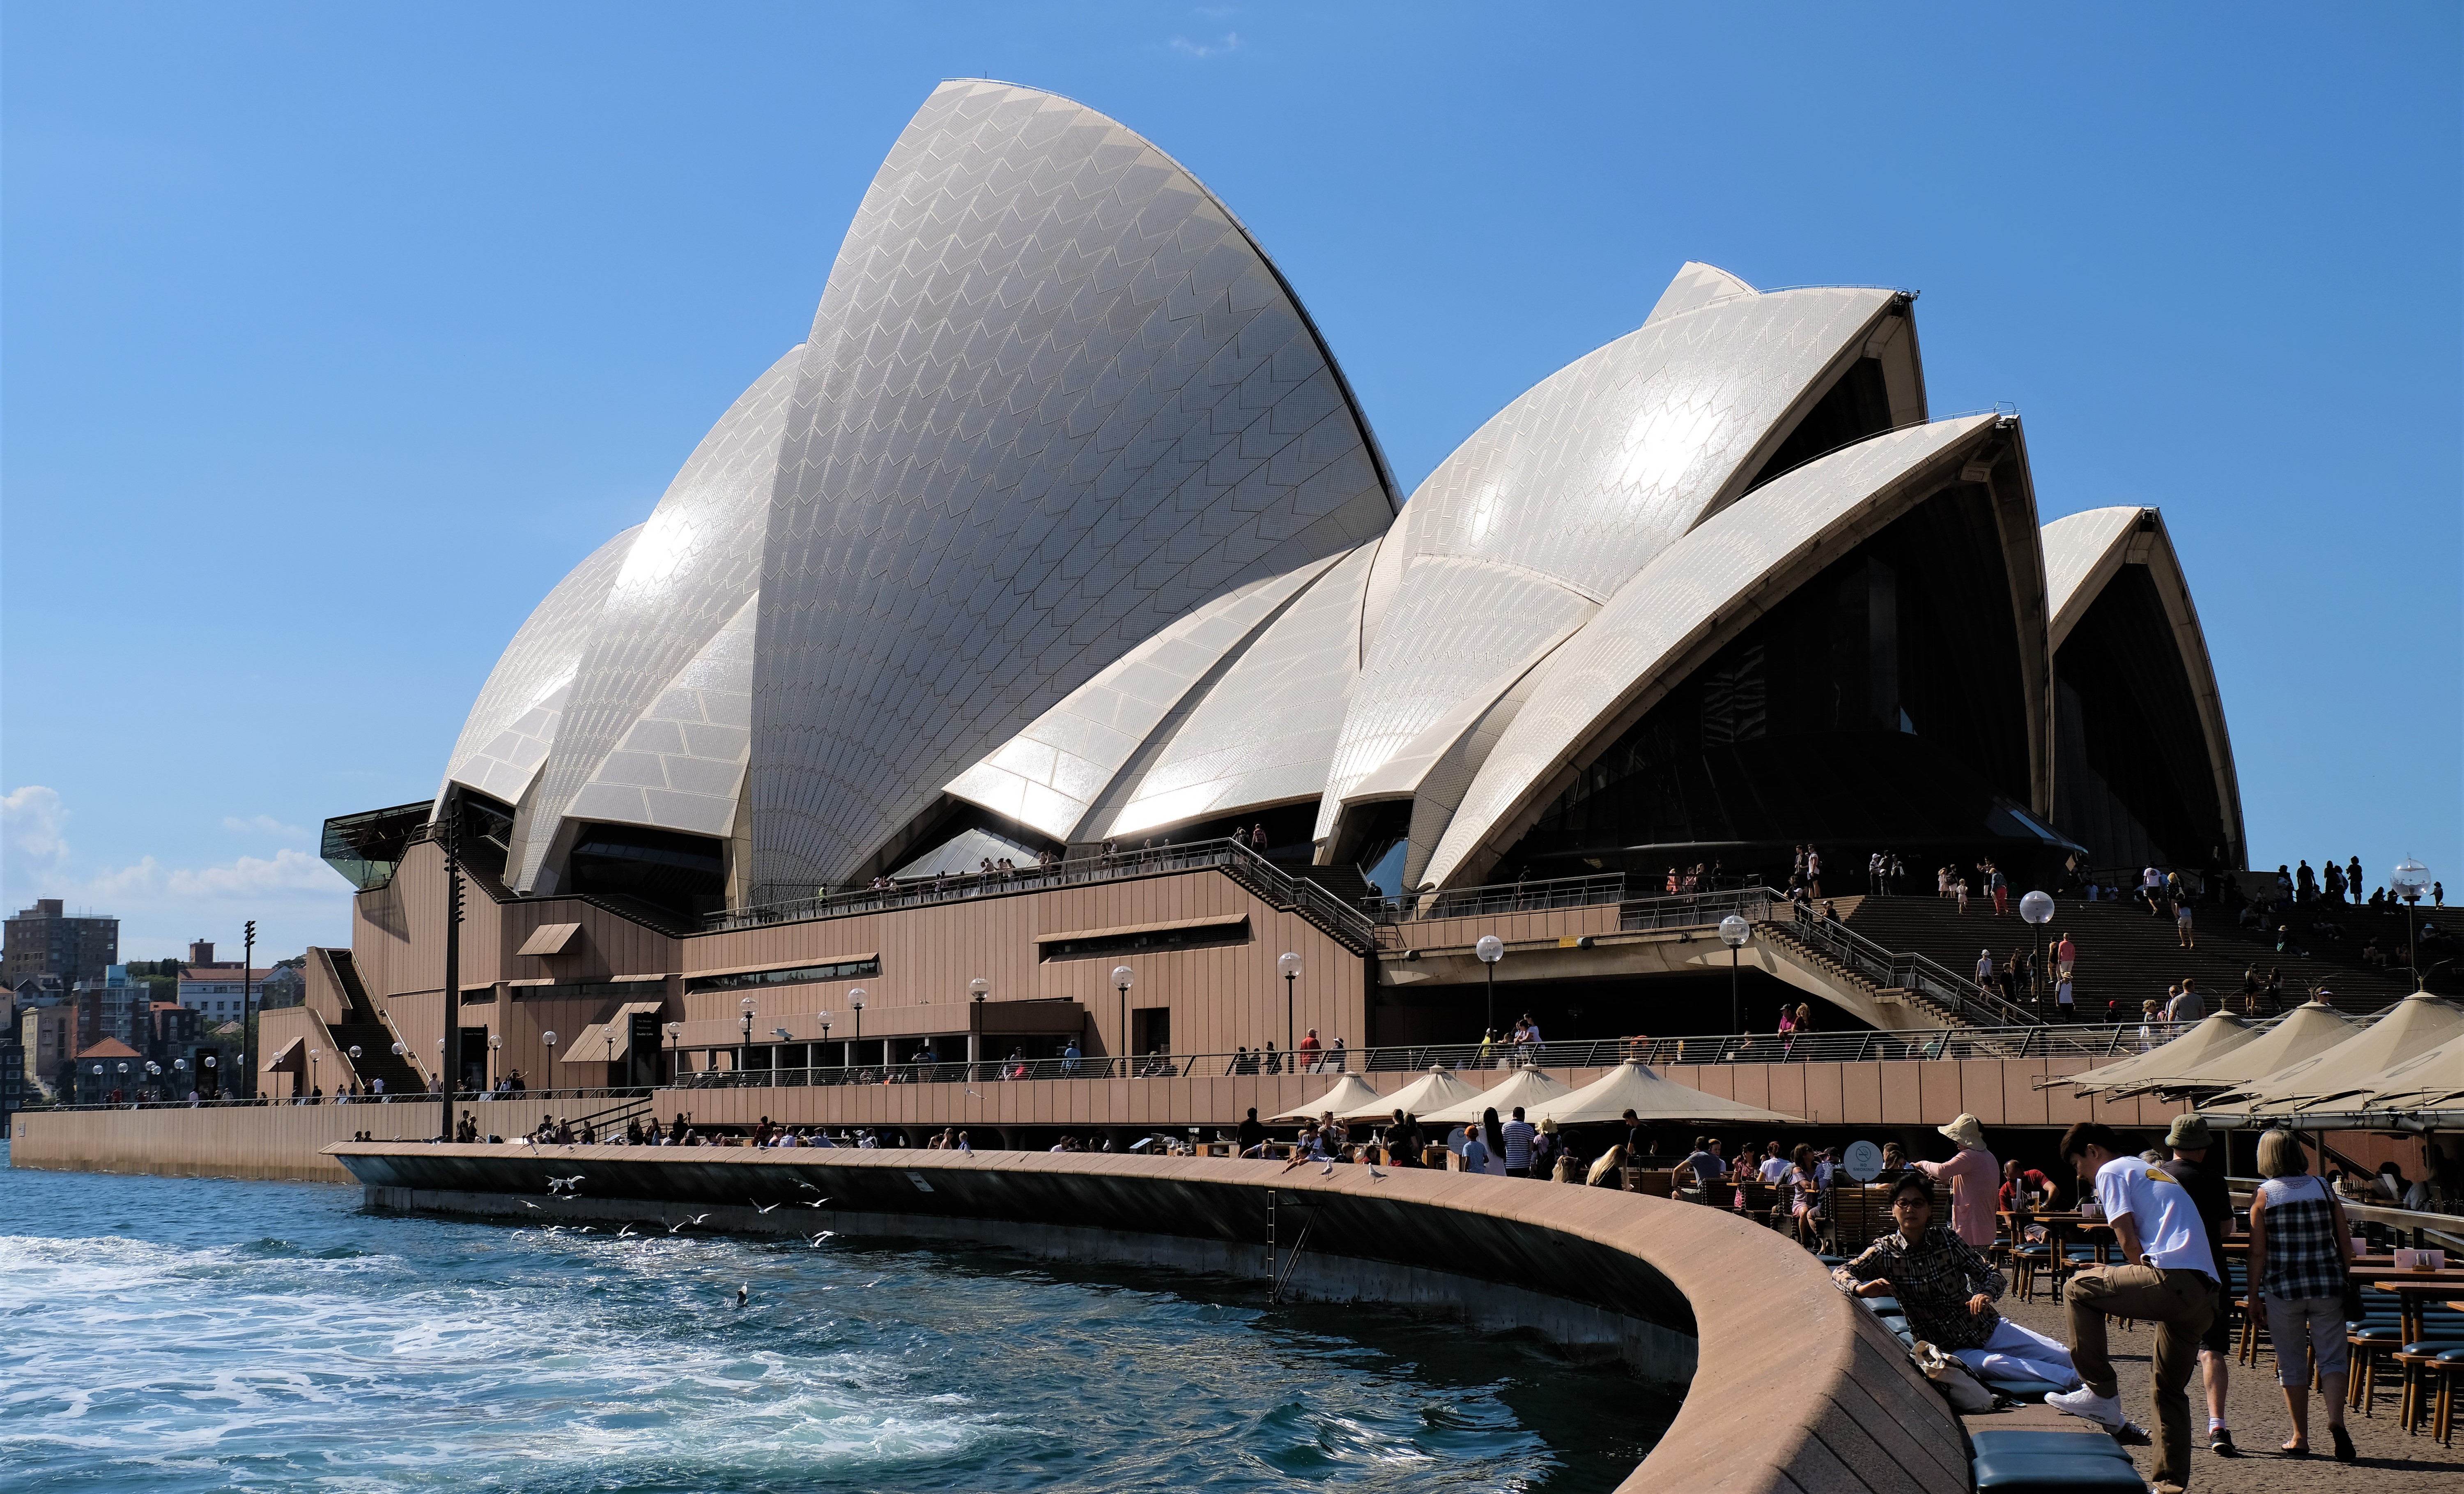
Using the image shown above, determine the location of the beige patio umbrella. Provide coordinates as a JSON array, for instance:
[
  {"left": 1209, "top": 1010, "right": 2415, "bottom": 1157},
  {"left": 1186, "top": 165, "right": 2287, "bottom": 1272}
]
[
  {"left": 2347, "top": 1033, "right": 2464, "bottom": 1111},
  {"left": 2065, "top": 1013, "right": 2257, "bottom": 1098},
  {"left": 1528, "top": 1061, "right": 1806, "bottom": 1126},
  {"left": 2227, "top": 992, "right": 2464, "bottom": 1114},
  {"left": 1270, "top": 1073, "right": 1389, "bottom": 1123},
  {"left": 2156, "top": 1001, "right": 2361, "bottom": 1096},
  {"left": 1338, "top": 1066, "right": 1480, "bottom": 1121},
  {"left": 1420, "top": 1066, "right": 1574, "bottom": 1125}
]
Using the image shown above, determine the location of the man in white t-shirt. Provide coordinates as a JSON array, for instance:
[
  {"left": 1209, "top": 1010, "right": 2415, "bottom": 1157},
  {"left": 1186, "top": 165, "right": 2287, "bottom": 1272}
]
[
  {"left": 2047, "top": 1121, "right": 2219, "bottom": 1494},
  {"left": 1756, "top": 1141, "right": 1791, "bottom": 1184}
]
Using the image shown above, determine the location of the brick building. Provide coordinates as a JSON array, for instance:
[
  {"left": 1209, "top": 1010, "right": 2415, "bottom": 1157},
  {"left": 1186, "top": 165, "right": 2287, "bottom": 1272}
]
[{"left": 5, "top": 900, "right": 119, "bottom": 990}]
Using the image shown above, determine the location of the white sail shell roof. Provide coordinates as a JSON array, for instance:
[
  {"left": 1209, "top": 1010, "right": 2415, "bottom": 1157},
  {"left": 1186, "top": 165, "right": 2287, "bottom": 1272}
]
[
  {"left": 1317, "top": 282, "right": 1902, "bottom": 845},
  {"left": 562, "top": 596, "right": 758, "bottom": 838},
  {"left": 507, "top": 347, "right": 804, "bottom": 889},
  {"left": 439, "top": 523, "right": 640, "bottom": 811},
  {"left": 748, "top": 80, "right": 1398, "bottom": 891},
  {"left": 1423, "top": 415, "right": 2000, "bottom": 889}
]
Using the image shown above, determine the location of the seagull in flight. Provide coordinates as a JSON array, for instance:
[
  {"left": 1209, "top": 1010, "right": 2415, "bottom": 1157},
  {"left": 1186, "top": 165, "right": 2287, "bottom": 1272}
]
[
  {"left": 547, "top": 1174, "right": 586, "bottom": 1193},
  {"left": 808, "top": 1230, "right": 836, "bottom": 1247},
  {"left": 665, "top": 1214, "right": 711, "bottom": 1234},
  {"left": 750, "top": 1199, "right": 781, "bottom": 1214},
  {"left": 522, "top": 1200, "right": 543, "bottom": 1210},
  {"left": 794, "top": 1181, "right": 821, "bottom": 1192},
  {"left": 617, "top": 1224, "right": 639, "bottom": 1238},
  {"left": 799, "top": 1198, "right": 831, "bottom": 1209},
  {"left": 576, "top": 1226, "right": 596, "bottom": 1234}
]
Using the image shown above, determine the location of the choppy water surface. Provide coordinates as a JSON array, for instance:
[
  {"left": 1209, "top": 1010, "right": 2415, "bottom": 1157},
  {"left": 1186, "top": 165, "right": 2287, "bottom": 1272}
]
[{"left": 0, "top": 1149, "right": 1671, "bottom": 1491}]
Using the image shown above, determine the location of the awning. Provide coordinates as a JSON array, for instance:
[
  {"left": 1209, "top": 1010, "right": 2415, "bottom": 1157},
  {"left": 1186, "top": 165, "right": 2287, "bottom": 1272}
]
[
  {"left": 1529, "top": 1061, "right": 1807, "bottom": 1126},
  {"left": 2147, "top": 1001, "right": 2360, "bottom": 1095},
  {"left": 561, "top": 1000, "right": 668, "bottom": 1064},
  {"left": 1271, "top": 1074, "right": 1388, "bottom": 1122},
  {"left": 1036, "top": 913, "right": 1247, "bottom": 945},
  {"left": 516, "top": 923, "right": 582, "bottom": 957},
  {"left": 2225, "top": 993, "right": 2464, "bottom": 1114},
  {"left": 1420, "top": 1066, "right": 1574, "bottom": 1125},
  {"left": 2064, "top": 1013, "right": 2257, "bottom": 1097},
  {"left": 1344, "top": 1066, "right": 1483, "bottom": 1121}
]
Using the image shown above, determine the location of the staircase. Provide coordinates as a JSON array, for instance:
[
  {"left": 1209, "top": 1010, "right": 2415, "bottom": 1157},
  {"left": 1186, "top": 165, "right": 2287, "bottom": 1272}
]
[
  {"left": 1835, "top": 893, "right": 2433, "bottom": 1020},
  {"left": 1758, "top": 899, "right": 2035, "bottom": 1028},
  {"left": 1217, "top": 843, "right": 1379, "bottom": 956},
  {"left": 319, "top": 949, "right": 428, "bottom": 1094}
]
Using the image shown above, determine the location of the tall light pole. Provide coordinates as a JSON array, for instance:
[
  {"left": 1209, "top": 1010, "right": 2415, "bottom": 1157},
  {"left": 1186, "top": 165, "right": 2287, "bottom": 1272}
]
[
  {"left": 2020, "top": 890, "right": 2055, "bottom": 1010},
  {"left": 2393, "top": 858, "right": 2432, "bottom": 984},
  {"left": 968, "top": 977, "right": 988, "bottom": 1078},
  {"left": 438, "top": 809, "right": 464, "bottom": 1140},
  {"left": 488, "top": 1034, "right": 502, "bottom": 1091},
  {"left": 1473, "top": 935, "right": 1503, "bottom": 1051},
  {"left": 241, "top": 918, "right": 257, "bottom": 1101},
  {"left": 739, "top": 996, "right": 756, "bottom": 1078},
  {"left": 1112, "top": 965, "right": 1134, "bottom": 1073},
  {"left": 1277, "top": 952, "right": 1301, "bottom": 1056},
  {"left": 849, "top": 988, "right": 867, "bottom": 1068},
  {"left": 1718, "top": 915, "right": 1750, "bottom": 1038},
  {"left": 664, "top": 1021, "right": 683, "bottom": 1084}
]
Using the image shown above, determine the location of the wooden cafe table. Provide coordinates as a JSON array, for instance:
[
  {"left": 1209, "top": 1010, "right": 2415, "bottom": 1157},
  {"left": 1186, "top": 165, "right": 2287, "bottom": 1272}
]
[{"left": 2354, "top": 1266, "right": 2464, "bottom": 1344}]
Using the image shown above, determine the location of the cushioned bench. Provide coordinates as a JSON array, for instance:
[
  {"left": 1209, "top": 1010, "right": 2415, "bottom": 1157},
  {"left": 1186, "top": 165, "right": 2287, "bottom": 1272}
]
[
  {"left": 1970, "top": 1452, "right": 2146, "bottom": 1490},
  {"left": 1969, "top": 1428, "right": 2130, "bottom": 1461}
]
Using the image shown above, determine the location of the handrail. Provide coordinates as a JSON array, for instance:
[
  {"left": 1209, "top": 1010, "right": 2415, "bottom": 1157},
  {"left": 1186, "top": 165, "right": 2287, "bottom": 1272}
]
[
  {"left": 1363, "top": 872, "right": 1627, "bottom": 925},
  {"left": 1775, "top": 900, "right": 2042, "bottom": 1026},
  {"left": 710, "top": 837, "right": 1379, "bottom": 953},
  {"left": 655, "top": 1021, "right": 2168, "bottom": 1091},
  {"left": 41, "top": 1085, "right": 657, "bottom": 1113}
]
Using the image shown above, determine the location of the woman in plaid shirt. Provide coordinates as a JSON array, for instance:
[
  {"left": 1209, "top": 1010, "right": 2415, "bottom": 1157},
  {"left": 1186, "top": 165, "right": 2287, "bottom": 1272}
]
[{"left": 1834, "top": 1174, "right": 2081, "bottom": 1389}]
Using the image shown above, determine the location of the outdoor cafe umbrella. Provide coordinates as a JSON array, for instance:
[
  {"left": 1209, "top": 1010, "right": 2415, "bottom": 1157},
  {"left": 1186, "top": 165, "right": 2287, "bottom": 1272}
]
[
  {"left": 1419, "top": 1066, "right": 1573, "bottom": 1125},
  {"left": 2151, "top": 1001, "right": 2359, "bottom": 1097},
  {"left": 2349, "top": 1033, "right": 2464, "bottom": 1111},
  {"left": 2064, "top": 1012, "right": 2257, "bottom": 1098},
  {"left": 1339, "top": 1066, "right": 1480, "bottom": 1122},
  {"left": 1527, "top": 1061, "right": 1806, "bottom": 1126},
  {"left": 1271, "top": 1073, "right": 1389, "bottom": 1123},
  {"left": 2218, "top": 992, "right": 2464, "bottom": 1114}
]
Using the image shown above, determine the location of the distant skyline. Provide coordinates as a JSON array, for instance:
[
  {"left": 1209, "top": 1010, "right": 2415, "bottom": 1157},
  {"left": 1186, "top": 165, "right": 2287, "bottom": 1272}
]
[{"left": 5, "top": 3, "right": 2458, "bottom": 958}]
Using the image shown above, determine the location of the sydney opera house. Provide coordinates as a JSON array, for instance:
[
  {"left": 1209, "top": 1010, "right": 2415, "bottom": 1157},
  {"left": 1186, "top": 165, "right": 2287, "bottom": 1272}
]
[{"left": 303, "top": 81, "right": 2241, "bottom": 1097}]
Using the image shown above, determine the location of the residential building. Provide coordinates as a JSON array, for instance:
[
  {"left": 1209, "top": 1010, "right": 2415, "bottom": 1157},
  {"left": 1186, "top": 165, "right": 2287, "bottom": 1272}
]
[
  {"left": 19, "top": 1001, "right": 74, "bottom": 1100},
  {"left": 72, "top": 1036, "right": 144, "bottom": 1104},
  {"left": 178, "top": 947, "right": 276, "bottom": 1026},
  {"left": 4, "top": 899, "right": 118, "bottom": 990}
]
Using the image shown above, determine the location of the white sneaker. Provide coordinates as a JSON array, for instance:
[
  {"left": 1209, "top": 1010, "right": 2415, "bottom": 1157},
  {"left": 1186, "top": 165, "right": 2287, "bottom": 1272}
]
[{"left": 2046, "top": 1385, "right": 2125, "bottom": 1429}]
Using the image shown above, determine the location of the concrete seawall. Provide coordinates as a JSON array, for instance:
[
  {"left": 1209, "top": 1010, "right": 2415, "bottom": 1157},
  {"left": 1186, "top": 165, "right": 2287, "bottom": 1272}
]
[{"left": 336, "top": 1144, "right": 1970, "bottom": 1494}]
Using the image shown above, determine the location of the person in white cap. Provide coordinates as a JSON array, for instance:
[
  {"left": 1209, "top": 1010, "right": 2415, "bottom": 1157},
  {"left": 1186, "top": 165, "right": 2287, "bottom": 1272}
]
[{"left": 1914, "top": 1112, "right": 1999, "bottom": 1248}]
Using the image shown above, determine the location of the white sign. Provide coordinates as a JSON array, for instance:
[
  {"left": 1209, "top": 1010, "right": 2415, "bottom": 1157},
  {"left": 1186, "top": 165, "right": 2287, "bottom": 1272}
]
[{"left": 1843, "top": 1140, "right": 1885, "bottom": 1182}]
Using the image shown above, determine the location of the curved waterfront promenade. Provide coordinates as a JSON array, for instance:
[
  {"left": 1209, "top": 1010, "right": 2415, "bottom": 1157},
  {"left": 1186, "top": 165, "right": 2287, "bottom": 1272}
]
[{"left": 333, "top": 1145, "right": 1966, "bottom": 1493}]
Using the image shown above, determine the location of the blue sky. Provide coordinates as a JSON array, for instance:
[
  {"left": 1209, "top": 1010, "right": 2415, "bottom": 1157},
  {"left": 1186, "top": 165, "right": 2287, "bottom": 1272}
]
[{"left": 4, "top": 2, "right": 2458, "bottom": 960}]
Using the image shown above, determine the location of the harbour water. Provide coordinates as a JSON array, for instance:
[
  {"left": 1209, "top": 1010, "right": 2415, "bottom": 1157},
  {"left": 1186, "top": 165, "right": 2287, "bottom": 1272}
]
[{"left": 1, "top": 1149, "right": 1673, "bottom": 1490}]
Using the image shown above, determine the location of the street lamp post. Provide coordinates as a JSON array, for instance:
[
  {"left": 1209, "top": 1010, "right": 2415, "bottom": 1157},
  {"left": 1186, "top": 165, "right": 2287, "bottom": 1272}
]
[
  {"left": 202, "top": 1052, "right": 216, "bottom": 1101},
  {"left": 739, "top": 996, "right": 756, "bottom": 1077},
  {"left": 968, "top": 977, "right": 988, "bottom": 1079},
  {"left": 817, "top": 1013, "right": 832, "bottom": 1080},
  {"left": 144, "top": 1061, "right": 161, "bottom": 1102},
  {"left": 1718, "top": 915, "right": 1750, "bottom": 1040},
  {"left": 2019, "top": 890, "right": 2056, "bottom": 1010},
  {"left": 488, "top": 1034, "right": 502, "bottom": 1092},
  {"left": 241, "top": 918, "right": 257, "bottom": 1100},
  {"left": 308, "top": 1048, "right": 321, "bottom": 1100},
  {"left": 1277, "top": 952, "right": 1301, "bottom": 1057},
  {"left": 1112, "top": 966, "right": 1134, "bottom": 1074},
  {"left": 848, "top": 989, "right": 866, "bottom": 1068},
  {"left": 542, "top": 1031, "right": 558, "bottom": 1089},
  {"left": 347, "top": 1045, "right": 363, "bottom": 1098},
  {"left": 2392, "top": 859, "right": 2433, "bottom": 985},
  {"left": 664, "top": 1022, "right": 683, "bottom": 1084},
  {"left": 438, "top": 806, "right": 464, "bottom": 1140},
  {"left": 1473, "top": 936, "right": 1503, "bottom": 1050}
]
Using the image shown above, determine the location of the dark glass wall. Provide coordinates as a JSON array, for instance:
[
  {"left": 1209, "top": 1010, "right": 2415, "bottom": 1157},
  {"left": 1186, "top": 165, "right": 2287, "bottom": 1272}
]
[
  {"left": 1496, "top": 482, "right": 2068, "bottom": 884},
  {"left": 2051, "top": 563, "right": 2227, "bottom": 869},
  {"left": 566, "top": 824, "right": 728, "bottom": 924}
]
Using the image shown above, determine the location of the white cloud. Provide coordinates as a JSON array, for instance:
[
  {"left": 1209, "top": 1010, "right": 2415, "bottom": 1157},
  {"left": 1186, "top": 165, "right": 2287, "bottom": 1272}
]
[
  {"left": 1169, "top": 31, "right": 1239, "bottom": 58},
  {"left": 3, "top": 784, "right": 351, "bottom": 960},
  {"left": 223, "top": 813, "right": 309, "bottom": 838},
  {"left": 4, "top": 784, "right": 72, "bottom": 897}
]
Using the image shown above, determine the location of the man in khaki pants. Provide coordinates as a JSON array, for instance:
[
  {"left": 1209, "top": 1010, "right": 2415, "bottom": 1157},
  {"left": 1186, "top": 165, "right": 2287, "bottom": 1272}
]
[{"left": 2048, "top": 1121, "right": 2221, "bottom": 1494}]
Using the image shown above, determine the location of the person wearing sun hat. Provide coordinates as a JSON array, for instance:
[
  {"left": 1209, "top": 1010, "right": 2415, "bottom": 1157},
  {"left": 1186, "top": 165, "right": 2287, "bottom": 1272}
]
[{"left": 1914, "top": 1112, "right": 2000, "bottom": 1248}]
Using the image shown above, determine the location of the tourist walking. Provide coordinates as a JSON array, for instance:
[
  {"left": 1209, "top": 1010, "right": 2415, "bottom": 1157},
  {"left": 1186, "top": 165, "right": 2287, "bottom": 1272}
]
[
  {"left": 1501, "top": 1106, "right": 1536, "bottom": 1178},
  {"left": 2162, "top": 1116, "right": 2237, "bottom": 1456},
  {"left": 2047, "top": 1122, "right": 2220, "bottom": 1494},
  {"left": 2055, "top": 931, "right": 2076, "bottom": 980},
  {"left": 2174, "top": 895, "right": 2195, "bottom": 948},
  {"left": 2243, "top": 1129, "right": 2358, "bottom": 1461},
  {"left": 1912, "top": 1113, "right": 1998, "bottom": 1248}
]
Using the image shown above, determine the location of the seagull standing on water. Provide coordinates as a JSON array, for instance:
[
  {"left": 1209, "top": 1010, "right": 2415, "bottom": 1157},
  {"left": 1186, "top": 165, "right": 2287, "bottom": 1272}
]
[{"left": 735, "top": 1283, "right": 749, "bottom": 1309}]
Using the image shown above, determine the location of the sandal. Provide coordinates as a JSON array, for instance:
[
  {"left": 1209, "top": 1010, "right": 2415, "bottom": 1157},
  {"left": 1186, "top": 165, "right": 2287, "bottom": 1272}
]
[
  {"left": 2279, "top": 1441, "right": 2308, "bottom": 1457},
  {"left": 2330, "top": 1425, "right": 2355, "bottom": 1463}
]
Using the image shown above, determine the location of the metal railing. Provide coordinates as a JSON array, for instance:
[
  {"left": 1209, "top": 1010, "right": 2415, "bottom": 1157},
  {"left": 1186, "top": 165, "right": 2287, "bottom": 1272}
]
[
  {"left": 710, "top": 838, "right": 1378, "bottom": 953},
  {"left": 1623, "top": 885, "right": 1777, "bottom": 933},
  {"left": 657, "top": 1022, "right": 2165, "bottom": 1091},
  {"left": 1363, "top": 872, "right": 1627, "bottom": 926},
  {"left": 39, "top": 1085, "right": 657, "bottom": 1113},
  {"left": 1775, "top": 900, "right": 2041, "bottom": 1026}
]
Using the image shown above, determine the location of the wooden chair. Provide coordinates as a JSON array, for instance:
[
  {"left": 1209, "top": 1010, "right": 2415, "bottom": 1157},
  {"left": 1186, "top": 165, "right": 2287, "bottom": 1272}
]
[
  {"left": 1825, "top": 1184, "right": 1894, "bottom": 1259},
  {"left": 1623, "top": 1168, "right": 1675, "bottom": 1198}
]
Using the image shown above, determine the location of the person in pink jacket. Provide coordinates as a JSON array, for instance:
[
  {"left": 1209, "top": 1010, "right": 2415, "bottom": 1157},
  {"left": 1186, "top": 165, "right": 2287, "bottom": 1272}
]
[{"left": 1915, "top": 1113, "right": 2001, "bottom": 1248}]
